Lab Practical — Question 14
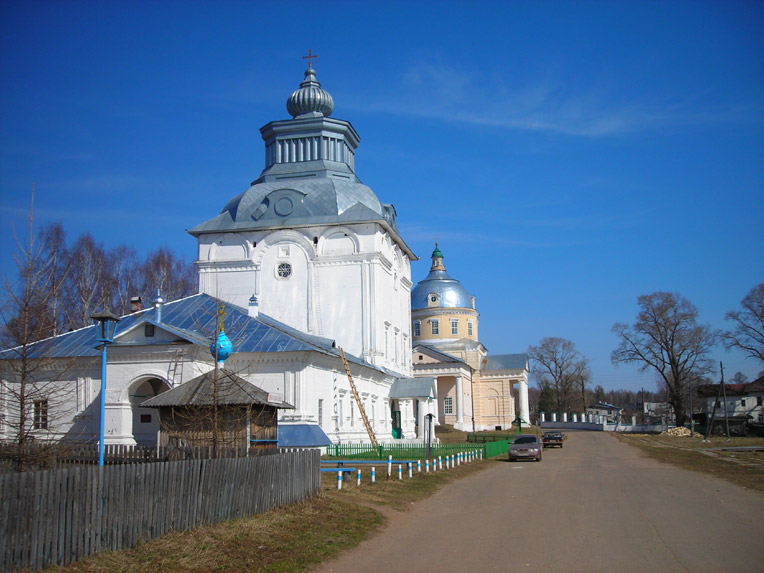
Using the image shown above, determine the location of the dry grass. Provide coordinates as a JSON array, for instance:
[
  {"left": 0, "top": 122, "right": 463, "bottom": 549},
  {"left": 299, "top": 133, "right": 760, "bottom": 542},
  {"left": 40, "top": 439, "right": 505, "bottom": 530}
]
[
  {"left": 616, "top": 434, "right": 764, "bottom": 492},
  {"left": 321, "top": 455, "right": 496, "bottom": 511},
  {"left": 47, "top": 496, "right": 382, "bottom": 573}
]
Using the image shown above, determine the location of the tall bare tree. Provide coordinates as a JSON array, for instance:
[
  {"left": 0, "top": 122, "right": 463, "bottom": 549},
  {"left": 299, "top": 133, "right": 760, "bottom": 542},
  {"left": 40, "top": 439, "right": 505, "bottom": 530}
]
[
  {"left": 528, "top": 337, "right": 590, "bottom": 416},
  {"left": 0, "top": 194, "right": 74, "bottom": 471},
  {"left": 139, "top": 247, "right": 197, "bottom": 304},
  {"left": 62, "top": 234, "right": 111, "bottom": 329},
  {"left": 724, "top": 282, "right": 764, "bottom": 366},
  {"left": 611, "top": 291, "right": 716, "bottom": 426}
]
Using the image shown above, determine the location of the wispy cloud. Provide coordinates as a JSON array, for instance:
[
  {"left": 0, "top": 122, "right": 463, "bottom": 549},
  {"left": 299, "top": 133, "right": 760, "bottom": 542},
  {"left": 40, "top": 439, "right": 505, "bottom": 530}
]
[{"left": 346, "top": 62, "right": 760, "bottom": 137}]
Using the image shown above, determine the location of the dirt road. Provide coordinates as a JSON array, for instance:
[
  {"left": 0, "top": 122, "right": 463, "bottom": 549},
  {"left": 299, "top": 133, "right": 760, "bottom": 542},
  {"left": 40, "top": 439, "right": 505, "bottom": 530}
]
[{"left": 317, "top": 431, "right": 764, "bottom": 572}]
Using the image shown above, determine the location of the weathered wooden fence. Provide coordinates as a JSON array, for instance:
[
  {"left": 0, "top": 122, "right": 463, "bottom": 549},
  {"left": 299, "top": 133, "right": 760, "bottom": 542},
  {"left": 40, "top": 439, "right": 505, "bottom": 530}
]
[
  {"left": 0, "top": 443, "right": 284, "bottom": 472},
  {"left": 0, "top": 449, "right": 320, "bottom": 572}
]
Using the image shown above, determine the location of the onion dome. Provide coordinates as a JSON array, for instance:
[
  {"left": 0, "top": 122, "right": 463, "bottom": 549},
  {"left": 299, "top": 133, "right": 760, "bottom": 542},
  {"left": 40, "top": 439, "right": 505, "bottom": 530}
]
[
  {"left": 210, "top": 303, "right": 233, "bottom": 363},
  {"left": 287, "top": 67, "right": 334, "bottom": 118},
  {"left": 211, "top": 331, "right": 233, "bottom": 363},
  {"left": 411, "top": 243, "right": 475, "bottom": 309}
]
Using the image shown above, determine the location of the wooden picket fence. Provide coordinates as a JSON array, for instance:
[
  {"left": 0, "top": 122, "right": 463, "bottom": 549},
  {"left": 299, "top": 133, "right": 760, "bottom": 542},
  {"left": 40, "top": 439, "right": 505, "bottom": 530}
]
[
  {"left": 0, "top": 449, "right": 320, "bottom": 572},
  {"left": 0, "top": 442, "right": 281, "bottom": 472}
]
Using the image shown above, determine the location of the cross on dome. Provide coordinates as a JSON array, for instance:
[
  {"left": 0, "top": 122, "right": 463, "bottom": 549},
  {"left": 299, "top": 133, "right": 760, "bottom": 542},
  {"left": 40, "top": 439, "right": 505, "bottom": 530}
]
[{"left": 302, "top": 49, "right": 318, "bottom": 68}]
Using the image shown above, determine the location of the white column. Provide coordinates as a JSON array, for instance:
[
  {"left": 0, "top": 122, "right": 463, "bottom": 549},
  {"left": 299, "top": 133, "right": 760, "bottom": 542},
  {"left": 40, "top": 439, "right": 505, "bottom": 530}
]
[
  {"left": 518, "top": 378, "right": 530, "bottom": 425},
  {"left": 455, "top": 376, "right": 464, "bottom": 425},
  {"left": 417, "top": 398, "right": 426, "bottom": 439},
  {"left": 552, "top": 413, "right": 557, "bottom": 422},
  {"left": 540, "top": 412, "right": 546, "bottom": 423},
  {"left": 562, "top": 412, "right": 568, "bottom": 422},
  {"left": 572, "top": 413, "right": 578, "bottom": 422}
]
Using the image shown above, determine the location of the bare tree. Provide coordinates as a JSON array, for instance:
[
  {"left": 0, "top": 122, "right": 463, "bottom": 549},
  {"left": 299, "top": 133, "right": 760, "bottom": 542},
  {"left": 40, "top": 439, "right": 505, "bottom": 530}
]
[
  {"left": 0, "top": 194, "right": 75, "bottom": 471},
  {"left": 724, "top": 282, "right": 764, "bottom": 365},
  {"left": 139, "top": 247, "right": 197, "bottom": 304},
  {"left": 611, "top": 291, "right": 716, "bottom": 426},
  {"left": 109, "top": 245, "right": 140, "bottom": 316},
  {"left": 729, "top": 371, "right": 748, "bottom": 385},
  {"left": 63, "top": 234, "right": 111, "bottom": 329},
  {"left": 528, "top": 337, "right": 590, "bottom": 416}
]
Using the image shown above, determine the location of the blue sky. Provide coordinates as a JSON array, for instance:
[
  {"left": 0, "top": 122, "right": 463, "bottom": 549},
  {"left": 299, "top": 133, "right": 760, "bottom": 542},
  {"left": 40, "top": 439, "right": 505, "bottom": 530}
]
[{"left": 1, "top": 0, "right": 763, "bottom": 392}]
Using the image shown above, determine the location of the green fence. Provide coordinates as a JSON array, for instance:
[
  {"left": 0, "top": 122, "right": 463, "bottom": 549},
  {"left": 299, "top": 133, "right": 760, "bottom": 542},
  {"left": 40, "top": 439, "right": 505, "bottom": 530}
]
[
  {"left": 466, "top": 433, "right": 514, "bottom": 443},
  {"left": 326, "top": 441, "right": 509, "bottom": 460},
  {"left": 326, "top": 442, "right": 485, "bottom": 460},
  {"left": 483, "top": 440, "right": 509, "bottom": 458}
]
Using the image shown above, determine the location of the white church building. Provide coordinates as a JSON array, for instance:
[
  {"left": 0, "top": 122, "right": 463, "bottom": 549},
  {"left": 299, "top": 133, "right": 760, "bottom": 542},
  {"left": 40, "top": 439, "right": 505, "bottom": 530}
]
[
  {"left": 2, "top": 62, "right": 528, "bottom": 449},
  {"left": 1, "top": 63, "right": 437, "bottom": 448}
]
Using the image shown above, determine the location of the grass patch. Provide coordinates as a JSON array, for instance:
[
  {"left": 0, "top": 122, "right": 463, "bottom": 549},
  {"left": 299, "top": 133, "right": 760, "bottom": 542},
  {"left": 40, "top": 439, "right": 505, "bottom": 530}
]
[
  {"left": 321, "top": 456, "right": 496, "bottom": 511},
  {"left": 48, "top": 496, "right": 382, "bottom": 573},
  {"left": 615, "top": 434, "right": 764, "bottom": 492}
]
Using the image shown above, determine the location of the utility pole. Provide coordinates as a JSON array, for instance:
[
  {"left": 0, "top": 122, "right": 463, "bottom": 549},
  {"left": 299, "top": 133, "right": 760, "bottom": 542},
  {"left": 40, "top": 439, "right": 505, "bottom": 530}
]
[{"left": 720, "top": 362, "right": 730, "bottom": 441}]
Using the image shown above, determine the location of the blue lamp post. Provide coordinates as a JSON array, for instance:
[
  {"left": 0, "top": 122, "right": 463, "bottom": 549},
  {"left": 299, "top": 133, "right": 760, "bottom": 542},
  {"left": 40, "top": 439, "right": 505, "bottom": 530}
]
[{"left": 91, "top": 310, "right": 120, "bottom": 466}]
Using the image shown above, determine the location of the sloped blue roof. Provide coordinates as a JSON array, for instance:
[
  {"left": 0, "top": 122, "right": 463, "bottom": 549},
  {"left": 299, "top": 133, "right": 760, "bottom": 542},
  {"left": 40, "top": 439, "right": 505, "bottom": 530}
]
[
  {"left": 482, "top": 354, "right": 529, "bottom": 372},
  {"left": 278, "top": 424, "right": 333, "bottom": 447},
  {"left": 1, "top": 294, "right": 377, "bottom": 373}
]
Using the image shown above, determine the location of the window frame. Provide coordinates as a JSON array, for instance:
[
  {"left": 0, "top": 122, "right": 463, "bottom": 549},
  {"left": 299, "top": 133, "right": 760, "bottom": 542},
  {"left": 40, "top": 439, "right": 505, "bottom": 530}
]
[
  {"left": 33, "top": 399, "right": 48, "bottom": 430},
  {"left": 431, "top": 319, "right": 439, "bottom": 335},
  {"left": 444, "top": 396, "right": 453, "bottom": 415},
  {"left": 450, "top": 318, "right": 458, "bottom": 335}
]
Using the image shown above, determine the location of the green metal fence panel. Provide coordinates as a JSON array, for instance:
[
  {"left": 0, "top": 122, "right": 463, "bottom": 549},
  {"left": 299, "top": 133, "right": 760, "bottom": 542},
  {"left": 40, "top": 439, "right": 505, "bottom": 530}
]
[
  {"left": 325, "top": 443, "right": 487, "bottom": 460},
  {"left": 483, "top": 440, "right": 509, "bottom": 458}
]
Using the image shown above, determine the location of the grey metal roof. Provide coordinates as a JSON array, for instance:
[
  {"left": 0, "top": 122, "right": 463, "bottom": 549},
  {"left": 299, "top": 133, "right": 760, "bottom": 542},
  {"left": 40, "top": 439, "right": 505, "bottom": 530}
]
[
  {"left": 389, "top": 377, "right": 436, "bottom": 399},
  {"left": 0, "top": 294, "right": 383, "bottom": 376},
  {"left": 413, "top": 344, "right": 468, "bottom": 365},
  {"left": 482, "top": 354, "right": 529, "bottom": 372},
  {"left": 411, "top": 269, "right": 474, "bottom": 310},
  {"left": 141, "top": 368, "right": 293, "bottom": 409}
]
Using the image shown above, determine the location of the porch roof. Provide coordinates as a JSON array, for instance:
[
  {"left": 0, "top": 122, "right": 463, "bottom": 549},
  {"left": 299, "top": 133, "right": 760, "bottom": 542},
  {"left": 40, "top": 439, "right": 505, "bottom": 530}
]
[
  {"left": 389, "top": 377, "right": 436, "bottom": 399},
  {"left": 141, "top": 368, "right": 293, "bottom": 409}
]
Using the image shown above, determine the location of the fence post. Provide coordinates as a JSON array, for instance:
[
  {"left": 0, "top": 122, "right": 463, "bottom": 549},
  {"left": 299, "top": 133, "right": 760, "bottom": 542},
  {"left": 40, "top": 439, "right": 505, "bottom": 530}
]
[
  {"left": 357, "top": 469, "right": 361, "bottom": 487},
  {"left": 398, "top": 464, "right": 402, "bottom": 480},
  {"left": 425, "top": 459, "right": 430, "bottom": 473},
  {"left": 371, "top": 466, "right": 376, "bottom": 484},
  {"left": 337, "top": 470, "right": 342, "bottom": 490},
  {"left": 408, "top": 462, "right": 412, "bottom": 478},
  {"left": 387, "top": 455, "right": 392, "bottom": 480},
  {"left": 417, "top": 459, "right": 421, "bottom": 473},
  {"left": 438, "top": 456, "right": 442, "bottom": 470}
]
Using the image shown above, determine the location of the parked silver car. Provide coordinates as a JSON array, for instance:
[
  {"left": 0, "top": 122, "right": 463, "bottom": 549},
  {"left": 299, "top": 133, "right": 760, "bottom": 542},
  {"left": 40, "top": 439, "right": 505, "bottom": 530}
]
[{"left": 508, "top": 434, "right": 542, "bottom": 462}]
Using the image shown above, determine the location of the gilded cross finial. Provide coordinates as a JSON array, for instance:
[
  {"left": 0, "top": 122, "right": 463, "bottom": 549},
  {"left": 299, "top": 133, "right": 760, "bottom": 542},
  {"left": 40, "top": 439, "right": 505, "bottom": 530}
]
[
  {"left": 302, "top": 49, "right": 318, "bottom": 68},
  {"left": 218, "top": 302, "right": 227, "bottom": 332}
]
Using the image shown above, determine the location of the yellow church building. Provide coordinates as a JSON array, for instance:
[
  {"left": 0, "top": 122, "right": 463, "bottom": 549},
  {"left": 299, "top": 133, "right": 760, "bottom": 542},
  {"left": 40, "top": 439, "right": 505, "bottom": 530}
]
[{"left": 411, "top": 245, "right": 530, "bottom": 432}]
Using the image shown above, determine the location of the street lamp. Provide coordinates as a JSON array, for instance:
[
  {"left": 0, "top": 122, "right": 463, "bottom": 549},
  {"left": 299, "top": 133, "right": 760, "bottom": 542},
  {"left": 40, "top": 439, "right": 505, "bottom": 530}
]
[{"left": 91, "top": 310, "right": 120, "bottom": 466}]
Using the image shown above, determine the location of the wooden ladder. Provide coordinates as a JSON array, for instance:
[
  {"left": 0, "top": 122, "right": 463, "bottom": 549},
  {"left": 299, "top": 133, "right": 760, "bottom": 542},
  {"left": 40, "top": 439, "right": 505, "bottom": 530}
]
[{"left": 338, "top": 347, "right": 379, "bottom": 448}]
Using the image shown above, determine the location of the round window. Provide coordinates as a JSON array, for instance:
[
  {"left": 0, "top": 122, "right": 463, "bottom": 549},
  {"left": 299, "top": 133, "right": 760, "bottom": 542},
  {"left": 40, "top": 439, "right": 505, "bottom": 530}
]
[{"left": 277, "top": 262, "right": 292, "bottom": 278}]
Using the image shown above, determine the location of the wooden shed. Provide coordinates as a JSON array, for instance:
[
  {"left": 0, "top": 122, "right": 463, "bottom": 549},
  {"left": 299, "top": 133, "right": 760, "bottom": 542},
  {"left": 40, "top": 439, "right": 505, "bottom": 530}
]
[{"left": 142, "top": 368, "right": 293, "bottom": 455}]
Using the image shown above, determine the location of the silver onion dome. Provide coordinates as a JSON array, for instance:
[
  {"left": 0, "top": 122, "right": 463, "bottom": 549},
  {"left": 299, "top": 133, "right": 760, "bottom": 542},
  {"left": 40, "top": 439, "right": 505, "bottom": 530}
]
[
  {"left": 411, "top": 244, "right": 475, "bottom": 310},
  {"left": 287, "top": 67, "right": 334, "bottom": 118}
]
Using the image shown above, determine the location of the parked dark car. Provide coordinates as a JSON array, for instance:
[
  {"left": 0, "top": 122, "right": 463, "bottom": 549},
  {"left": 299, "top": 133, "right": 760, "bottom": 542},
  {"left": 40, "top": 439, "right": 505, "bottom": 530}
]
[
  {"left": 508, "top": 434, "right": 542, "bottom": 462},
  {"left": 542, "top": 431, "right": 564, "bottom": 448}
]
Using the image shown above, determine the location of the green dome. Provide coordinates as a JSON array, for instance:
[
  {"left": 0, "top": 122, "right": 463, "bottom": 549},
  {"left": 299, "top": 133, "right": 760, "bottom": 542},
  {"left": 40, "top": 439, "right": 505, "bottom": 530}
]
[{"left": 431, "top": 243, "right": 443, "bottom": 258}]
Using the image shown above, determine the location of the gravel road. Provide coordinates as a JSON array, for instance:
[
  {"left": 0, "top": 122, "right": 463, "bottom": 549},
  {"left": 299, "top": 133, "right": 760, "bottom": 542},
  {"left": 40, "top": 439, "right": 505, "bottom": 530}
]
[{"left": 317, "top": 430, "right": 764, "bottom": 572}]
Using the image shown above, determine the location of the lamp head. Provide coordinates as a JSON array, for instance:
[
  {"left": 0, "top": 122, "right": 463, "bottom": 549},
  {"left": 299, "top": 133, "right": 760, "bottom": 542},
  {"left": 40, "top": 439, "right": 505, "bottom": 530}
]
[{"left": 91, "top": 310, "right": 120, "bottom": 343}]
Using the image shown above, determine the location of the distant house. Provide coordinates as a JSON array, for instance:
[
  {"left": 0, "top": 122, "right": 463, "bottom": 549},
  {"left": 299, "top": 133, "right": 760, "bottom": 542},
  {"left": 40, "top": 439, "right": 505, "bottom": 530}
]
[
  {"left": 586, "top": 402, "right": 622, "bottom": 423},
  {"left": 642, "top": 401, "right": 675, "bottom": 425},
  {"left": 696, "top": 376, "right": 764, "bottom": 436}
]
